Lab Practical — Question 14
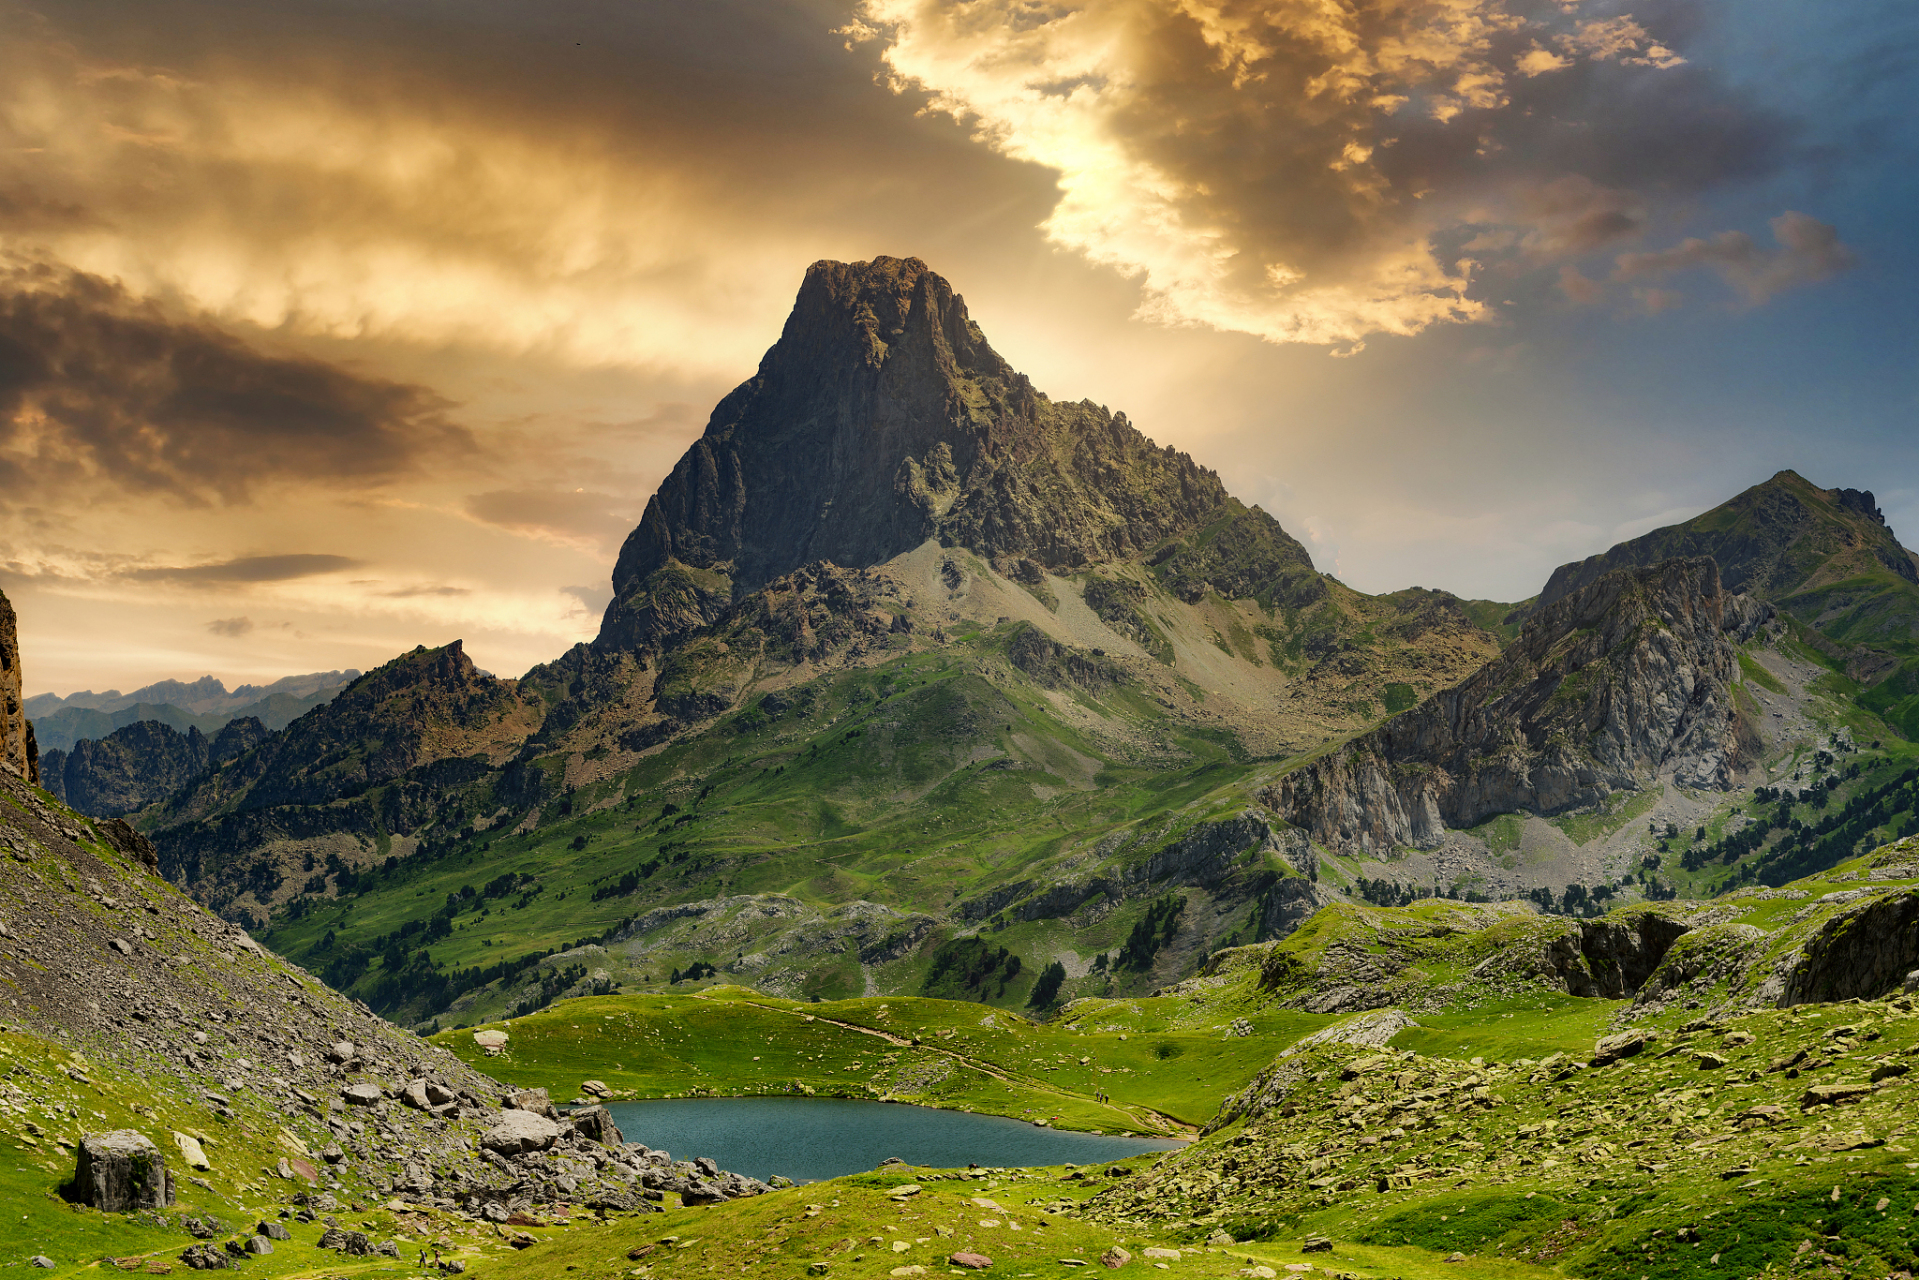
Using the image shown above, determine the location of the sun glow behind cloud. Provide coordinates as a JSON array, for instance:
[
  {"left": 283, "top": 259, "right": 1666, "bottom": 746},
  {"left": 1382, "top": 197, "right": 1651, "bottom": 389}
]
[{"left": 842, "top": 0, "right": 1823, "bottom": 351}]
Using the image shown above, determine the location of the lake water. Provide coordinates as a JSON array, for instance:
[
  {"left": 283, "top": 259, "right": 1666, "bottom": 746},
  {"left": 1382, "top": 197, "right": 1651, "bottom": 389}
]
[{"left": 602, "top": 1098, "right": 1183, "bottom": 1182}]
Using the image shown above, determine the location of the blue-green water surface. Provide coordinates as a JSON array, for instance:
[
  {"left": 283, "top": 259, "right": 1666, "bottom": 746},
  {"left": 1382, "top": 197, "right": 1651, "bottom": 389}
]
[{"left": 604, "top": 1097, "right": 1181, "bottom": 1182}]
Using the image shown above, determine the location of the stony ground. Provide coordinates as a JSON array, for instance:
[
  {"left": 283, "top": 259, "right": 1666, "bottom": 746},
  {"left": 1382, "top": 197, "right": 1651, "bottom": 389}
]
[{"left": 0, "top": 765, "right": 768, "bottom": 1275}]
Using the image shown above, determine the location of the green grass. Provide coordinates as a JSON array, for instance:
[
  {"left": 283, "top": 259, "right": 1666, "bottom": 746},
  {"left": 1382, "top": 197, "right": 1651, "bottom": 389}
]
[
  {"left": 1550, "top": 786, "right": 1661, "bottom": 846},
  {"left": 1737, "top": 651, "right": 1786, "bottom": 694},
  {"left": 1387, "top": 994, "right": 1619, "bottom": 1062}
]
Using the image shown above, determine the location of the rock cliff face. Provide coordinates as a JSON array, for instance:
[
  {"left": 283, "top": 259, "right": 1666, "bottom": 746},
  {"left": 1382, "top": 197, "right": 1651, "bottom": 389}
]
[
  {"left": 0, "top": 585, "right": 38, "bottom": 785},
  {"left": 40, "top": 716, "right": 269, "bottom": 816},
  {"left": 1265, "top": 558, "right": 1771, "bottom": 854},
  {"left": 596, "top": 256, "right": 1308, "bottom": 653},
  {"left": 146, "top": 642, "right": 543, "bottom": 910}
]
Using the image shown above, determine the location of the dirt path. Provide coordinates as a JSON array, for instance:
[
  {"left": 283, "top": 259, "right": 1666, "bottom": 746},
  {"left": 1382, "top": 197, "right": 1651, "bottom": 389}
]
[{"left": 714, "top": 994, "right": 1196, "bottom": 1138}]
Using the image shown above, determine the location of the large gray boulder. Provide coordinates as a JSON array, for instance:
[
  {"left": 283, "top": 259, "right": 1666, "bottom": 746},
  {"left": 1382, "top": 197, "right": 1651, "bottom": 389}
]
[
  {"left": 569, "top": 1105, "right": 624, "bottom": 1147},
  {"left": 482, "top": 1109, "right": 562, "bottom": 1154},
  {"left": 72, "top": 1130, "right": 173, "bottom": 1211}
]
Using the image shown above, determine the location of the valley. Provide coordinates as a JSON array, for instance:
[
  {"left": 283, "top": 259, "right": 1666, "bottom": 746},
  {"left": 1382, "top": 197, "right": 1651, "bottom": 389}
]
[{"left": 3, "top": 255, "right": 1917, "bottom": 1280}]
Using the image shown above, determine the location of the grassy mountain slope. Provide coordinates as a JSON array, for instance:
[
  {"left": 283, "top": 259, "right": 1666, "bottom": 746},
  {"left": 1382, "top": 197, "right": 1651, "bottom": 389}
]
[{"left": 1536, "top": 468, "right": 1919, "bottom": 738}]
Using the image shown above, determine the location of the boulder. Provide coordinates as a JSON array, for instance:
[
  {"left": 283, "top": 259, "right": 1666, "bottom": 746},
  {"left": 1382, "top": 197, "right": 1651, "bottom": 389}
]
[
  {"left": 1100, "top": 1246, "right": 1131, "bottom": 1268},
  {"left": 482, "top": 1109, "right": 562, "bottom": 1154},
  {"left": 319, "top": 1227, "right": 374, "bottom": 1255},
  {"left": 179, "top": 1244, "right": 231, "bottom": 1270},
  {"left": 1801, "top": 1083, "right": 1871, "bottom": 1110},
  {"left": 581, "top": 1079, "right": 610, "bottom": 1096},
  {"left": 949, "top": 1254, "right": 993, "bottom": 1270},
  {"left": 72, "top": 1130, "right": 173, "bottom": 1212},
  {"left": 325, "top": 1041, "right": 356, "bottom": 1063},
  {"left": 1592, "top": 1029, "right": 1655, "bottom": 1066},
  {"left": 342, "top": 1082, "right": 383, "bottom": 1107},
  {"left": 401, "top": 1079, "right": 432, "bottom": 1110},
  {"left": 506, "top": 1087, "right": 558, "bottom": 1118},
  {"left": 569, "top": 1105, "right": 624, "bottom": 1147},
  {"left": 173, "top": 1132, "right": 211, "bottom": 1171},
  {"left": 257, "top": 1222, "right": 291, "bottom": 1241}
]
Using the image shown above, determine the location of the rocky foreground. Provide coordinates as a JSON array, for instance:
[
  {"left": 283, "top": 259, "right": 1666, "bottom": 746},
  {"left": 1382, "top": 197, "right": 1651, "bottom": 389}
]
[{"left": 0, "top": 754, "right": 765, "bottom": 1271}]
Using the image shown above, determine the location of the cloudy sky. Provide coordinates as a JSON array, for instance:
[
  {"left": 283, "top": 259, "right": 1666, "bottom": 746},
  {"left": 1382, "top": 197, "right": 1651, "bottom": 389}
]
[{"left": 2, "top": 0, "right": 1914, "bottom": 695}]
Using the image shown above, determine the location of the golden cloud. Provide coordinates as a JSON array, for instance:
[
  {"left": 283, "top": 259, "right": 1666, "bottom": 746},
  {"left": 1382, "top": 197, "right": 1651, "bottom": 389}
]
[{"left": 844, "top": 0, "right": 1791, "bottom": 349}]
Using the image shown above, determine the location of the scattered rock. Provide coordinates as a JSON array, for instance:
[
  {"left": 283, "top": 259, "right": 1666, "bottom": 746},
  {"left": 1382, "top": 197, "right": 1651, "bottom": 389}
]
[
  {"left": 28, "top": 1258, "right": 54, "bottom": 1270},
  {"left": 1801, "top": 1083, "right": 1872, "bottom": 1109},
  {"left": 171, "top": 1133, "right": 210, "bottom": 1171},
  {"left": 1593, "top": 1030, "right": 1655, "bottom": 1066},
  {"left": 1301, "top": 1236, "right": 1333, "bottom": 1253},
  {"left": 581, "top": 1079, "right": 610, "bottom": 1096},
  {"left": 341, "top": 1082, "right": 383, "bottom": 1107},
  {"left": 1101, "top": 1245, "right": 1132, "bottom": 1268},
  {"left": 950, "top": 1253, "right": 994, "bottom": 1270},
  {"left": 319, "top": 1227, "right": 374, "bottom": 1255},
  {"left": 178, "top": 1244, "right": 230, "bottom": 1271}
]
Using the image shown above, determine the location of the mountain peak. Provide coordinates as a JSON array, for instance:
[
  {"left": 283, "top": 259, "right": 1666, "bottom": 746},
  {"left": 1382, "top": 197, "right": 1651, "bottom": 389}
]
[
  {"left": 1537, "top": 469, "right": 1916, "bottom": 612},
  {"left": 595, "top": 256, "right": 1280, "bottom": 654}
]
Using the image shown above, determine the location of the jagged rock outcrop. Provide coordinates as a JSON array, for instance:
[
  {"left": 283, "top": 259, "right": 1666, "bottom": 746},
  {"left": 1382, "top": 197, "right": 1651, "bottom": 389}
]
[
  {"left": 0, "top": 585, "right": 38, "bottom": 784},
  {"left": 145, "top": 642, "right": 542, "bottom": 907},
  {"left": 1777, "top": 887, "right": 1919, "bottom": 1005},
  {"left": 596, "top": 255, "right": 1310, "bottom": 653},
  {"left": 1470, "top": 907, "right": 1694, "bottom": 998},
  {"left": 42, "top": 716, "right": 269, "bottom": 816},
  {"left": 1264, "top": 558, "right": 1771, "bottom": 854}
]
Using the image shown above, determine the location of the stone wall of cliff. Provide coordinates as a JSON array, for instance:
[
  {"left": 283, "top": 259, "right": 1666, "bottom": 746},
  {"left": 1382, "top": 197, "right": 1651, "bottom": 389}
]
[{"left": 0, "top": 586, "right": 38, "bottom": 785}]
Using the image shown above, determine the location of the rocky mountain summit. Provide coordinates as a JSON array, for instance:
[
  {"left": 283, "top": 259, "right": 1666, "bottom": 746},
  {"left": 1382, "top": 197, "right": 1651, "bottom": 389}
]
[
  {"left": 41, "top": 716, "right": 270, "bottom": 816},
  {"left": 597, "top": 256, "right": 1310, "bottom": 655},
  {"left": 142, "top": 641, "right": 543, "bottom": 907},
  {"left": 1268, "top": 558, "right": 1772, "bottom": 854}
]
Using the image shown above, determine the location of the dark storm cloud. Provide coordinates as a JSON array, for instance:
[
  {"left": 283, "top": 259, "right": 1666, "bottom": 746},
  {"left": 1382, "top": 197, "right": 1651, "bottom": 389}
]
[
  {"left": 850, "top": 0, "right": 1833, "bottom": 346},
  {"left": 129, "top": 554, "right": 361, "bottom": 584},
  {"left": 0, "top": 259, "right": 470, "bottom": 504}
]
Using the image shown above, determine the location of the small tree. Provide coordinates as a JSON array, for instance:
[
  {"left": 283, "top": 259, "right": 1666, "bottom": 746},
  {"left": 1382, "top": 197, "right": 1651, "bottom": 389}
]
[{"left": 1027, "top": 961, "right": 1067, "bottom": 1009}]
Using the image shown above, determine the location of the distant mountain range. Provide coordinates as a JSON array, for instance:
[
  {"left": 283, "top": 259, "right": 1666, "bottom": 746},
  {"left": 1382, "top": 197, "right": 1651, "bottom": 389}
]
[
  {"left": 61, "top": 256, "right": 1915, "bottom": 1031},
  {"left": 28, "top": 670, "right": 360, "bottom": 752}
]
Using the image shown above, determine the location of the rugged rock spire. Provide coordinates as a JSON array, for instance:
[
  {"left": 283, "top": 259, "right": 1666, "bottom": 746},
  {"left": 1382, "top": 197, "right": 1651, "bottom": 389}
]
[
  {"left": 0, "top": 585, "right": 39, "bottom": 785},
  {"left": 595, "top": 256, "right": 1272, "bottom": 653},
  {"left": 1265, "top": 558, "right": 1772, "bottom": 854}
]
